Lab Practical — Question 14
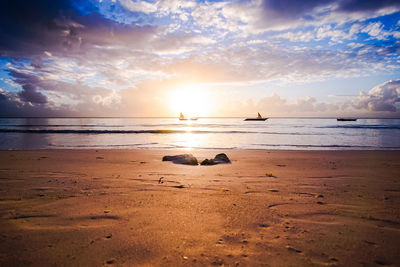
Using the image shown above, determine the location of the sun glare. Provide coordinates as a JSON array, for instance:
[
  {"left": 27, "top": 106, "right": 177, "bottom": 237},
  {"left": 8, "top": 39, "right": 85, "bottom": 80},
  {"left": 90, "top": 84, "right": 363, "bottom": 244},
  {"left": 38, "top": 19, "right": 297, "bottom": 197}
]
[{"left": 169, "top": 84, "right": 210, "bottom": 117}]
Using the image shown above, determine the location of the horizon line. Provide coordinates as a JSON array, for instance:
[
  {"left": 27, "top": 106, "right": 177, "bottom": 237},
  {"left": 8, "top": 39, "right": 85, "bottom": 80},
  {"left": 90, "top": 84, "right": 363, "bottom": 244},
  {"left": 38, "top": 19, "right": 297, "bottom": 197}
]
[{"left": 0, "top": 116, "right": 399, "bottom": 119}]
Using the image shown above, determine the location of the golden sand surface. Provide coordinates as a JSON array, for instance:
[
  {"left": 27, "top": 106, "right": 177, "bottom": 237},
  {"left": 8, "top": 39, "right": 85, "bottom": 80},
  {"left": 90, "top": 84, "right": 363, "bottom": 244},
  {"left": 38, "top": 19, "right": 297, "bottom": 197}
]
[{"left": 0, "top": 150, "right": 399, "bottom": 266}]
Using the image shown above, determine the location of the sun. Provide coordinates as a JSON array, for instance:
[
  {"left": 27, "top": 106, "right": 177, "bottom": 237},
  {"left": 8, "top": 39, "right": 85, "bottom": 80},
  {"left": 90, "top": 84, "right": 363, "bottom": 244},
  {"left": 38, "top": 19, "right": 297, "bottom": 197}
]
[{"left": 168, "top": 84, "right": 210, "bottom": 117}]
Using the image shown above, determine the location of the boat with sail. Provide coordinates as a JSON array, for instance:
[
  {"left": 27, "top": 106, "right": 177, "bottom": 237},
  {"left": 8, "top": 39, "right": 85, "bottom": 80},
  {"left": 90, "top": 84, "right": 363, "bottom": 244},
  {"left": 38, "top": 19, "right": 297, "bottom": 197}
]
[
  {"left": 179, "top": 113, "right": 198, "bottom": 121},
  {"left": 244, "top": 113, "right": 268, "bottom": 121},
  {"left": 337, "top": 118, "right": 357, "bottom": 121}
]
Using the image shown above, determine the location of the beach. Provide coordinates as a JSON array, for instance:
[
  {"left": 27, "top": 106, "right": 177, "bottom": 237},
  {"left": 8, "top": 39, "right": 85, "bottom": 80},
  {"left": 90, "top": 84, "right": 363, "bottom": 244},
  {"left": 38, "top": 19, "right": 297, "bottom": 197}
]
[{"left": 0, "top": 149, "right": 399, "bottom": 266}]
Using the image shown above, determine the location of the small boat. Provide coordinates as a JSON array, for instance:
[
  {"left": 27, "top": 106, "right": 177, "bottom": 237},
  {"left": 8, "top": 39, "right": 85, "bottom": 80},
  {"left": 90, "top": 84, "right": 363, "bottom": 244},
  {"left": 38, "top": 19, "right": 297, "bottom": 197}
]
[
  {"left": 337, "top": 118, "right": 357, "bottom": 121},
  {"left": 179, "top": 113, "right": 198, "bottom": 121},
  {"left": 244, "top": 112, "right": 268, "bottom": 121}
]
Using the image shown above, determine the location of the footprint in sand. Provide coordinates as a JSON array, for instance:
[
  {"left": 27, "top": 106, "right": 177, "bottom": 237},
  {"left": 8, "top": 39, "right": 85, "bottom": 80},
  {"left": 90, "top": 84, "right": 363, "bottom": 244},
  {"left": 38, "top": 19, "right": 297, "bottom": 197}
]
[
  {"left": 267, "top": 203, "right": 289, "bottom": 208},
  {"left": 12, "top": 214, "right": 120, "bottom": 230},
  {"left": 286, "top": 245, "right": 302, "bottom": 253},
  {"left": 171, "top": 185, "right": 185, "bottom": 189},
  {"left": 374, "top": 259, "right": 391, "bottom": 265},
  {"left": 106, "top": 259, "right": 116, "bottom": 264}
]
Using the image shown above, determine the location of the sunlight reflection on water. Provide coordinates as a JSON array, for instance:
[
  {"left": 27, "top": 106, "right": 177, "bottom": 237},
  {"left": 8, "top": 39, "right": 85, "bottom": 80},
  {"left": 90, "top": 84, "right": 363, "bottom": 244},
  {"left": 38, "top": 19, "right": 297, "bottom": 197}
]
[{"left": 0, "top": 117, "right": 399, "bottom": 150}]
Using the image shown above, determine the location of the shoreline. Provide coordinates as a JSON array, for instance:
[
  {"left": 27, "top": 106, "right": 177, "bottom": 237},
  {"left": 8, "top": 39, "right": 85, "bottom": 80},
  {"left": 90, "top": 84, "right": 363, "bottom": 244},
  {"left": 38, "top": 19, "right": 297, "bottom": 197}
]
[
  {"left": 2, "top": 148, "right": 400, "bottom": 151},
  {"left": 1, "top": 149, "right": 399, "bottom": 266}
]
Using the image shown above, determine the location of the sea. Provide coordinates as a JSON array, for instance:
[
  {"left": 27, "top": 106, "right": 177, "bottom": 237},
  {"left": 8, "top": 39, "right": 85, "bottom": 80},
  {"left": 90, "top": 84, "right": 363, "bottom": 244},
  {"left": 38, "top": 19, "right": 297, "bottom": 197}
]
[{"left": 0, "top": 117, "right": 399, "bottom": 150}]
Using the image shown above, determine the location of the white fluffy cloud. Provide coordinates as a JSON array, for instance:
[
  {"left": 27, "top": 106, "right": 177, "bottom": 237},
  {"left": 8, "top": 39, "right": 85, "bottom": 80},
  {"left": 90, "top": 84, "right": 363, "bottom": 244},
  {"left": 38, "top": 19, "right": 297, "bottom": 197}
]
[
  {"left": 218, "top": 80, "right": 400, "bottom": 117},
  {"left": 353, "top": 80, "right": 400, "bottom": 112},
  {"left": 118, "top": 0, "right": 158, "bottom": 14}
]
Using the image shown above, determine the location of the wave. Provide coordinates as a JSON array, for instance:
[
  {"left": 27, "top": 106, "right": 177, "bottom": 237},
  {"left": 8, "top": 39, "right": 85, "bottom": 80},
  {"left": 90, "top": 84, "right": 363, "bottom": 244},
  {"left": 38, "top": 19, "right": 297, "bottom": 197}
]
[
  {"left": 43, "top": 142, "right": 400, "bottom": 150},
  {"left": 0, "top": 128, "right": 324, "bottom": 135},
  {"left": 0, "top": 129, "right": 185, "bottom": 134},
  {"left": 0, "top": 124, "right": 122, "bottom": 128},
  {"left": 48, "top": 142, "right": 160, "bottom": 148},
  {"left": 2, "top": 123, "right": 399, "bottom": 130},
  {"left": 322, "top": 125, "right": 400, "bottom": 130},
  {"left": 253, "top": 143, "right": 400, "bottom": 149},
  {"left": 0, "top": 123, "right": 253, "bottom": 129}
]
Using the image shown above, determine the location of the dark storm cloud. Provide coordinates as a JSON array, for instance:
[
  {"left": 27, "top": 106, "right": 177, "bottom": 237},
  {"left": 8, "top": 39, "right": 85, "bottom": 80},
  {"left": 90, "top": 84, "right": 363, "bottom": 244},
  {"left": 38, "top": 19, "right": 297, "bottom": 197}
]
[
  {"left": 0, "top": 72, "right": 123, "bottom": 117},
  {"left": 0, "top": 89, "right": 53, "bottom": 117},
  {"left": 0, "top": 0, "right": 158, "bottom": 58},
  {"left": 0, "top": 0, "right": 159, "bottom": 116},
  {"left": 261, "top": 0, "right": 333, "bottom": 20},
  {"left": 0, "top": 91, "right": 7, "bottom": 101},
  {"left": 260, "top": 0, "right": 400, "bottom": 24},
  {"left": 337, "top": 0, "right": 400, "bottom": 12},
  {"left": 6, "top": 69, "right": 47, "bottom": 103},
  {"left": 18, "top": 84, "right": 48, "bottom": 104},
  {"left": 0, "top": 0, "right": 79, "bottom": 57}
]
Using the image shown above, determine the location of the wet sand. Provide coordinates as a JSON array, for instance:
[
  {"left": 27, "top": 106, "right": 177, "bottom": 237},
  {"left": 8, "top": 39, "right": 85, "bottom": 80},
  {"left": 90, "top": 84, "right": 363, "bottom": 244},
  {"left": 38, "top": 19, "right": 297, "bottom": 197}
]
[{"left": 0, "top": 149, "right": 399, "bottom": 266}]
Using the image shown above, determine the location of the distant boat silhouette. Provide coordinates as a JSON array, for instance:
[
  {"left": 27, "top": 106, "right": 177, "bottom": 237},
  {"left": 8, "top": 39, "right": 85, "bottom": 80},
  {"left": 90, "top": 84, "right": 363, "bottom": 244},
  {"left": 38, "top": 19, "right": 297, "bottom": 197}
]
[
  {"left": 179, "top": 113, "right": 198, "bottom": 121},
  {"left": 337, "top": 118, "right": 357, "bottom": 121},
  {"left": 244, "top": 112, "right": 268, "bottom": 121}
]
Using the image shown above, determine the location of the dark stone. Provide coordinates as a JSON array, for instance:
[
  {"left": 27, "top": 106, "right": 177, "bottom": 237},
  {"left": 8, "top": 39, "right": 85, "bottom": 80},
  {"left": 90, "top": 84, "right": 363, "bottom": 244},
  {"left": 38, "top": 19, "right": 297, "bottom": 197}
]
[
  {"left": 200, "top": 159, "right": 216, "bottom": 165},
  {"left": 201, "top": 153, "right": 231, "bottom": 166},
  {"left": 213, "top": 153, "right": 231, "bottom": 164},
  {"left": 162, "top": 154, "right": 198, "bottom": 165}
]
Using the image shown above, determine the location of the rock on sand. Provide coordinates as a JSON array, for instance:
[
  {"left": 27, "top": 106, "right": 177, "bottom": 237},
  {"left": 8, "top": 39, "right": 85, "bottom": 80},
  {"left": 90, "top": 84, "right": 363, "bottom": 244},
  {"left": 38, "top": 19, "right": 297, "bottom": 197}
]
[
  {"left": 162, "top": 154, "right": 198, "bottom": 165},
  {"left": 200, "top": 153, "right": 231, "bottom": 165}
]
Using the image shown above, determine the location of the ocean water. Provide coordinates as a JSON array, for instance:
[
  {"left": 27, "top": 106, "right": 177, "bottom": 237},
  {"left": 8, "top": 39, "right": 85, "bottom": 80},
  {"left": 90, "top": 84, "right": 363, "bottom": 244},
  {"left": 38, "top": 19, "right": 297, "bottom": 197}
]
[{"left": 0, "top": 117, "right": 399, "bottom": 150}]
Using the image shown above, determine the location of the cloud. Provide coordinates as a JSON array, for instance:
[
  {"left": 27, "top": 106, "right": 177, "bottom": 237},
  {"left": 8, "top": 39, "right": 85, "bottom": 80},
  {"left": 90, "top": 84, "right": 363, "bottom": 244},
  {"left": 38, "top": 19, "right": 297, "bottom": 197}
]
[
  {"left": 118, "top": 0, "right": 197, "bottom": 16},
  {"left": 260, "top": 0, "right": 332, "bottom": 24},
  {"left": 118, "top": 0, "right": 158, "bottom": 14},
  {"left": 0, "top": 0, "right": 399, "bottom": 118},
  {"left": 219, "top": 79, "right": 400, "bottom": 117},
  {"left": 4, "top": 33, "right": 393, "bottom": 117},
  {"left": 150, "top": 33, "right": 216, "bottom": 55},
  {"left": 219, "top": 92, "right": 342, "bottom": 117},
  {"left": 0, "top": 0, "right": 159, "bottom": 58},
  {"left": 274, "top": 25, "right": 352, "bottom": 43},
  {"left": 352, "top": 79, "right": 400, "bottom": 112},
  {"left": 337, "top": 0, "right": 400, "bottom": 12},
  {"left": 0, "top": 0, "right": 79, "bottom": 57},
  {"left": 2, "top": 66, "right": 126, "bottom": 116},
  {"left": 0, "top": 88, "right": 58, "bottom": 117},
  {"left": 18, "top": 84, "right": 48, "bottom": 104},
  {"left": 244, "top": 0, "right": 400, "bottom": 32},
  {"left": 0, "top": 90, "right": 7, "bottom": 101},
  {"left": 9, "top": 70, "right": 48, "bottom": 104},
  {"left": 274, "top": 20, "right": 400, "bottom": 46}
]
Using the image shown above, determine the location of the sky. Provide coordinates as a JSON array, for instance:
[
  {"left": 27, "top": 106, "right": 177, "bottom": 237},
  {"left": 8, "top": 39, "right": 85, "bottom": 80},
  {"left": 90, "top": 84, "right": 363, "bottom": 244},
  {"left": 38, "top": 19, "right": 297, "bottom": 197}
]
[{"left": 0, "top": 0, "right": 399, "bottom": 118}]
